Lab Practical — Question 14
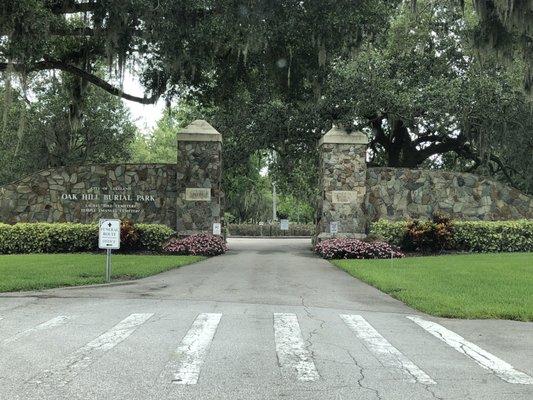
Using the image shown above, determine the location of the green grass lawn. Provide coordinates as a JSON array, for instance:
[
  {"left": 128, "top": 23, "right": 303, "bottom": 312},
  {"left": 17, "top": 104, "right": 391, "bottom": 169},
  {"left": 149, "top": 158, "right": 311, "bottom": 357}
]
[
  {"left": 332, "top": 253, "right": 533, "bottom": 321},
  {"left": 0, "top": 253, "right": 205, "bottom": 292}
]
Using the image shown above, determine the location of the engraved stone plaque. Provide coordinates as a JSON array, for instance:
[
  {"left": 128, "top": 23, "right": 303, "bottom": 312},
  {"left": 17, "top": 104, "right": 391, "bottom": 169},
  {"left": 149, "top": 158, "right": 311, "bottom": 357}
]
[
  {"left": 185, "top": 188, "right": 211, "bottom": 201},
  {"left": 331, "top": 190, "right": 358, "bottom": 204}
]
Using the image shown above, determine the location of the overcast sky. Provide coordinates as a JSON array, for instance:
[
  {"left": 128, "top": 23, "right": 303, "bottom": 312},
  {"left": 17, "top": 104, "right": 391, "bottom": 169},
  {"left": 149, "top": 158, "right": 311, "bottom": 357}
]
[{"left": 122, "top": 71, "right": 165, "bottom": 133}]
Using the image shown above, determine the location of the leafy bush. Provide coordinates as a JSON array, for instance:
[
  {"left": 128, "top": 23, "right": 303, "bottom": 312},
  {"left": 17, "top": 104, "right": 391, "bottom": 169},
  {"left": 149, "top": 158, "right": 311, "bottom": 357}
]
[
  {"left": 120, "top": 219, "right": 140, "bottom": 250},
  {"left": 163, "top": 234, "right": 227, "bottom": 256},
  {"left": 402, "top": 214, "right": 453, "bottom": 253},
  {"left": 370, "top": 220, "right": 407, "bottom": 246},
  {"left": 0, "top": 222, "right": 174, "bottom": 254},
  {"left": 452, "top": 220, "right": 533, "bottom": 252},
  {"left": 370, "top": 219, "right": 533, "bottom": 253},
  {"left": 315, "top": 238, "right": 404, "bottom": 259},
  {"left": 0, "top": 223, "right": 98, "bottom": 254},
  {"left": 228, "top": 223, "right": 314, "bottom": 237},
  {"left": 136, "top": 224, "right": 174, "bottom": 251}
]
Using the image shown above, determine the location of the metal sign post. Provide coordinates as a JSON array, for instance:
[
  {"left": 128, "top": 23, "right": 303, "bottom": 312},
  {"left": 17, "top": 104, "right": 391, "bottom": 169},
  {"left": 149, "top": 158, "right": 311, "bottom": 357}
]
[
  {"left": 106, "top": 249, "right": 112, "bottom": 282},
  {"left": 99, "top": 219, "right": 121, "bottom": 283}
]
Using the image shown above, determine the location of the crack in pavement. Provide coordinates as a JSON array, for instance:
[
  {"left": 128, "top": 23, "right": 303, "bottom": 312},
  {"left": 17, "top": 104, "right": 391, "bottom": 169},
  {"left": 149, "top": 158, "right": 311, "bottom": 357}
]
[
  {"left": 345, "top": 349, "right": 384, "bottom": 400},
  {"left": 299, "top": 296, "right": 326, "bottom": 363}
]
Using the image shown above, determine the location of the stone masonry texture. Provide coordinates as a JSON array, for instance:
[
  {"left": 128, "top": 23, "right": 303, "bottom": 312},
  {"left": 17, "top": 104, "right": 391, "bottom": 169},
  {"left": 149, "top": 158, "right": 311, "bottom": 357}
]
[
  {"left": 0, "top": 164, "right": 177, "bottom": 227},
  {"left": 365, "top": 167, "right": 533, "bottom": 222},
  {"left": 176, "top": 140, "right": 223, "bottom": 234},
  {"left": 317, "top": 142, "right": 368, "bottom": 237}
]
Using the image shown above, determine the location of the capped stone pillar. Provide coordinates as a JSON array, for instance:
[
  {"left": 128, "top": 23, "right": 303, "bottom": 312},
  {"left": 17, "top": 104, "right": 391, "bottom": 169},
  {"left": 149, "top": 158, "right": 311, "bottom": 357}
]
[
  {"left": 176, "top": 120, "right": 223, "bottom": 236},
  {"left": 315, "top": 125, "right": 368, "bottom": 242}
]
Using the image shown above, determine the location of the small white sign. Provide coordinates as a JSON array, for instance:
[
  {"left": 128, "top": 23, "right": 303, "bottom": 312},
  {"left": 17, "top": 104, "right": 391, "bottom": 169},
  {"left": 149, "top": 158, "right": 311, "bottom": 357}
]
[
  {"left": 280, "top": 219, "right": 289, "bottom": 231},
  {"left": 212, "top": 222, "right": 222, "bottom": 236},
  {"left": 259, "top": 222, "right": 264, "bottom": 226},
  {"left": 99, "top": 219, "right": 121, "bottom": 250},
  {"left": 330, "top": 221, "right": 339, "bottom": 234}
]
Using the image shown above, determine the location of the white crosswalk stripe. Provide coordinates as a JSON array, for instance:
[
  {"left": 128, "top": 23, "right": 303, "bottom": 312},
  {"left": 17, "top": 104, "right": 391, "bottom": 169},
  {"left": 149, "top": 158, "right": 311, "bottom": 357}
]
[
  {"left": 2, "top": 310, "right": 530, "bottom": 389},
  {"left": 273, "top": 313, "right": 320, "bottom": 382},
  {"left": 28, "top": 313, "right": 154, "bottom": 387},
  {"left": 165, "top": 313, "right": 222, "bottom": 385},
  {"left": 3, "top": 316, "right": 70, "bottom": 345},
  {"left": 407, "top": 315, "right": 533, "bottom": 385},
  {"left": 340, "top": 314, "right": 436, "bottom": 385}
]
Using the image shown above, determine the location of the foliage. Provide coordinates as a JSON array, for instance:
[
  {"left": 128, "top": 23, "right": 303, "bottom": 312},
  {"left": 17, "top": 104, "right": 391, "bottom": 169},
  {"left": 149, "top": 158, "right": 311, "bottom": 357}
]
[
  {"left": 314, "top": 238, "right": 404, "bottom": 260},
  {"left": 323, "top": 1, "right": 532, "bottom": 192},
  {"left": 0, "top": 74, "right": 137, "bottom": 184},
  {"left": 0, "top": 1, "right": 397, "bottom": 103},
  {"left": 0, "top": 253, "right": 204, "bottom": 292},
  {"left": 0, "top": 222, "right": 173, "bottom": 254},
  {"left": 370, "top": 220, "right": 408, "bottom": 246},
  {"left": 228, "top": 223, "right": 314, "bottom": 237},
  {"left": 332, "top": 252, "right": 533, "bottom": 321},
  {"left": 277, "top": 194, "right": 315, "bottom": 223},
  {"left": 131, "top": 99, "right": 209, "bottom": 163},
  {"left": 402, "top": 214, "right": 454, "bottom": 253},
  {"left": 370, "top": 219, "right": 533, "bottom": 253},
  {"left": 136, "top": 223, "right": 174, "bottom": 252},
  {"left": 119, "top": 219, "right": 140, "bottom": 251},
  {"left": 163, "top": 234, "right": 227, "bottom": 256},
  {"left": 452, "top": 220, "right": 533, "bottom": 252}
]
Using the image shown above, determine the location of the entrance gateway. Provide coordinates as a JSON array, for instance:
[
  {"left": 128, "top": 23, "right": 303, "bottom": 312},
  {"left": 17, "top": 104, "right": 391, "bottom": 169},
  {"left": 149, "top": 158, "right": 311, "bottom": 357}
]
[{"left": 0, "top": 121, "right": 531, "bottom": 235}]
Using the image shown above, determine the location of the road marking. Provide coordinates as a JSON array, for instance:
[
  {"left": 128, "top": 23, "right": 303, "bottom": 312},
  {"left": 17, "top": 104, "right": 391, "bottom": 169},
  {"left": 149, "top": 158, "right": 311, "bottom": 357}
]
[
  {"left": 407, "top": 315, "right": 533, "bottom": 385},
  {"left": 340, "top": 314, "right": 436, "bottom": 385},
  {"left": 167, "top": 313, "right": 222, "bottom": 385},
  {"left": 3, "top": 316, "right": 70, "bottom": 345},
  {"left": 29, "top": 313, "right": 153, "bottom": 387},
  {"left": 273, "top": 313, "right": 320, "bottom": 382}
]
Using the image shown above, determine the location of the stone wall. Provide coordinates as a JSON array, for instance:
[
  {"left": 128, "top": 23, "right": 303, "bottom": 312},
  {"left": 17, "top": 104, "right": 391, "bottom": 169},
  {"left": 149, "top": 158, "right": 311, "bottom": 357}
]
[
  {"left": 365, "top": 167, "right": 533, "bottom": 221},
  {"left": 0, "top": 164, "right": 177, "bottom": 227}
]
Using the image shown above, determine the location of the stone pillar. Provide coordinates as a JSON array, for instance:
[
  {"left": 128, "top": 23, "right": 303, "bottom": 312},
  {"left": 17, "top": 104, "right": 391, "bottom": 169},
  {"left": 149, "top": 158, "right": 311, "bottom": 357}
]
[
  {"left": 176, "top": 120, "right": 223, "bottom": 236},
  {"left": 315, "top": 125, "right": 368, "bottom": 242}
]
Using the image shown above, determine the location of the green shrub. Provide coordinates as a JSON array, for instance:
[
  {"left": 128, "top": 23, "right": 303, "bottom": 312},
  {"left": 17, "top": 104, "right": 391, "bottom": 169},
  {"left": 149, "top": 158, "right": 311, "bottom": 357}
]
[
  {"left": 0, "top": 223, "right": 98, "bottom": 254},
  {"left": 0, "top": 222, "right": 174, "bottom": 254},
  {"left": 120, "top": 219, "right": 140, "bottom": 251},
  {"left": 370, "top": 220, "right": 407, "bottom": 246},
  {"left": 137, "top": 223, "right": 174, "bottom": 251},
  {"left": 452, "top": 220, "right": 533, "bottom": 252},
  {"left": 370, "top": 219, "right": 533, "bottom": 253},
  {"left": 402, "top": 214, "right": 454, "bottom": 253},
  {"left": 228, "top": 223, "right": 314, "bottom": 237}
]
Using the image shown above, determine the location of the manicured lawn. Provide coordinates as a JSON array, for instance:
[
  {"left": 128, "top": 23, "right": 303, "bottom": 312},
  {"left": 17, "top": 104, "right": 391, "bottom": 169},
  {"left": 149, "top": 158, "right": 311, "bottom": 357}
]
[
  {"left": 0, "top": 253, "right": 205, "bottom": 292},
  {"left": 331, "top": 253, "right": 533, "bottom": 321}
]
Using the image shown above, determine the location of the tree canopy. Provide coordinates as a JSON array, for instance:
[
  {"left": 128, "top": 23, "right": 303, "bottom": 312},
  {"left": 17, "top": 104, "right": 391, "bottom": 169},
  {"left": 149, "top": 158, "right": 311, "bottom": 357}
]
[
  {"left": 1, "top": 0, "right": 397, "bottom": 103},
  {"left": 1, "top": 0, "right": 531, "bottom": 198}
]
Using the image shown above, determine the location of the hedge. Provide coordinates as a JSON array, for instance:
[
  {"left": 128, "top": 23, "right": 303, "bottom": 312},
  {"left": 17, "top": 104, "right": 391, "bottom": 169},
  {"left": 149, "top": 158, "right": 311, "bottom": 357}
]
[
  {"left": 228, "top": 223, "right": 314, "bottom": 237},
  {"left": 0, "top": 222, "right": 174, "bottom": 254},
  {"left": 370, "top": 219, "right": 533, "bottom": 253}
]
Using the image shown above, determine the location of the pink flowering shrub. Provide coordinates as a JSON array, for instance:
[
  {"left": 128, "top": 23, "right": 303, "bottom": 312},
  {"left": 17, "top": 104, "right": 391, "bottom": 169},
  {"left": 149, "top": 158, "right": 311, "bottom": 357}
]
[
  {"left": 315, "top": 238, "right": 404, "bottom": 260},
  {"left": 163, "top": 234, "right": 227, "bottom": 256}
]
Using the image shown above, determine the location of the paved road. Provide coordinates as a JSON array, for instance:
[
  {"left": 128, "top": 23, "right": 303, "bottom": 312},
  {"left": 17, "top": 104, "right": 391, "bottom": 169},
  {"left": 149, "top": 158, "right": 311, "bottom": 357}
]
[{"left": 0, "top": 238, "right": 532, "bottom": 400}]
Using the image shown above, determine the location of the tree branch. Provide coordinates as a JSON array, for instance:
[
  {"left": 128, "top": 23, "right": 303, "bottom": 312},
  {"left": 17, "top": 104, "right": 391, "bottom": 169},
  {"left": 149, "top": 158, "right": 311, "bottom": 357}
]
[{"left": 0, "top": 61, "right": 161, "bottom": 104}]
